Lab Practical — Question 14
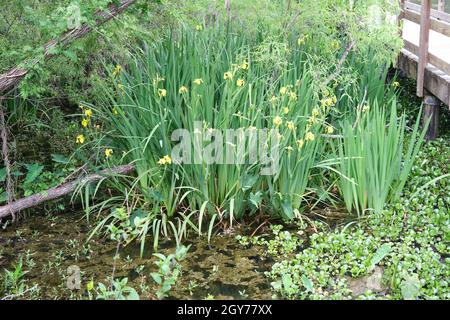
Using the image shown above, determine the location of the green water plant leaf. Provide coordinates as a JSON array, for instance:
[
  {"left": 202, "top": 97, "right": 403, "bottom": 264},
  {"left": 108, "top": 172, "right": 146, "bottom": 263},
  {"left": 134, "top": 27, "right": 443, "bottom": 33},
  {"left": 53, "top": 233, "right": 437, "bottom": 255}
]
[
  {"left": 301, "top": 275, "right": 313, "bottom": 292},
  {"left": 0, "top": 167, "right": 6, "bottom": 182},
  {"left": 400, "top": 273, "right": 421, "bottom": 300},
  {"left": 370, "top": 243, "right": 392, "bottom": 267},
  {"left": 249, "top": 191, "right": 262, "bottom": 208},
  {"left": 281, "top": 200, "right": 294, "bottom": 220},
  {"left": 51, "top": 153, "right": 70, "bottom": 164},
  {"left": 0, "top": 190, "right": 7, "bottom": 203},
  {"left": 241, "top": 173, "right": 259, "bottom": 192},
  {"left": 24, "top": 163, "right": 44, "bottom": 185}
]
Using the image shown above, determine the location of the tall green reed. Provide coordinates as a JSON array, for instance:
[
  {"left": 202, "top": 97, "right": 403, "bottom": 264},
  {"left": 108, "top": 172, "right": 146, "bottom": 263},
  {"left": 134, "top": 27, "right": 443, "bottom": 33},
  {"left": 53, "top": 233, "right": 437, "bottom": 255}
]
[
  {"left": 91, "top": 25, "right": 327, "bottom": 226},
  {"left": 333, "top": 101, "right": 428, "bottom": 216}
]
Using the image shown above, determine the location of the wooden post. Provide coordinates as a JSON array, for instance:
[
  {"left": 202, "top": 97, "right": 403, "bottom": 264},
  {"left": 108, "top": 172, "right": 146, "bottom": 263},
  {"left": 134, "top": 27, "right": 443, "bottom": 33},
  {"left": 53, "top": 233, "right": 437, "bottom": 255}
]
[
  {"left": 423, "top": 91, "right": 440, "bottom": 140},
  {"left": 417, "top": 0, "right": 431, "bottom": 97},
  {"left": 395, "top": 0, "right": 406, "bottom": 69},
  {"left": 399, "top": 0, "right": 405, "bottom": 37},
  {"left": 438, "top": 0, "right": 445, "bottom": 12}
]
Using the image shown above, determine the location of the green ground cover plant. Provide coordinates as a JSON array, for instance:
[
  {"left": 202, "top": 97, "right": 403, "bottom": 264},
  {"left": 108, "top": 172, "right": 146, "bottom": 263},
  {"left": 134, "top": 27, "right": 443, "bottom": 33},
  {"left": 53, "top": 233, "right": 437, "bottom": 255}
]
[{"left": 259, "top": 136, "right": 449, "bottom": 300}]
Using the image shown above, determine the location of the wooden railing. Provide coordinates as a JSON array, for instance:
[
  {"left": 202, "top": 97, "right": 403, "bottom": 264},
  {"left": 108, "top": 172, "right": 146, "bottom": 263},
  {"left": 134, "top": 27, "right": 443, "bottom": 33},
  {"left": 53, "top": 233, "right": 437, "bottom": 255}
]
[
  {"left": 400, "top": 0, "right": 450, "bottom": 97},
  {"left": 398, "top": 0, "right": 450, "bottom": 139}
]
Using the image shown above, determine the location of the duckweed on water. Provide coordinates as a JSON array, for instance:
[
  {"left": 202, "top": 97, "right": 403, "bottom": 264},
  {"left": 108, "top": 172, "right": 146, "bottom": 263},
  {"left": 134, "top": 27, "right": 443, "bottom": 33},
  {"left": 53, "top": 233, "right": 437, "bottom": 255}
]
[{"left": 246, "top": 138, "right": 449, "bottom": 300}]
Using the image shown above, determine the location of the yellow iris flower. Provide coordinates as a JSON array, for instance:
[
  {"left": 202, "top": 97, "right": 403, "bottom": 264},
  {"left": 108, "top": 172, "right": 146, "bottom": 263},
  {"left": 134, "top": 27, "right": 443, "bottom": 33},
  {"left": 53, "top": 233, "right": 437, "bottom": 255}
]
[
  {"left": 286, "top": 121, "right": 295, "bottom": 130},
  {"left": 84, "top": 109, "right": 93, "bottom": 117},
  {"left": 224, "top": 71, "right": 233, "bottom": 80},
  {"left": 312, "top": 108, "right": 320, "bottom": 117},
  {"left": 305, "top": 131, "right": 315, "bottom": 141},
  {"left": 158, "top": 89, "right": 167, "bottom": 98},
  {"left": 158, "top": 155, "right": 172, "bottom": 165},
  {"left": 273, "top": 116, "right": 283, "bottom": 126},
  {"left": 105, "top": 148, "right": 113, "bottom": 158},
  {"left": 179, "top": 86, "right": 189, "bottom": 94},
  {"left": 76, "top": 134, "right": 85, "bottom": 144},
  {"left": 112, "top": 65, "right": 122, "bottom": 77}
]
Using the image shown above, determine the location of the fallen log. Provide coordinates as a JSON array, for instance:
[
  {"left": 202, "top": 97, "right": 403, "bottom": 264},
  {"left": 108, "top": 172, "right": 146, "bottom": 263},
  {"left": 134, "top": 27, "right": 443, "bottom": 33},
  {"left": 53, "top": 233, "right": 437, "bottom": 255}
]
[
  {"left": 0, "top": 0, "right": 136, "bottom": 94},
  {"left": 0, "top": 164, "right": 134, "bottom": 220}
]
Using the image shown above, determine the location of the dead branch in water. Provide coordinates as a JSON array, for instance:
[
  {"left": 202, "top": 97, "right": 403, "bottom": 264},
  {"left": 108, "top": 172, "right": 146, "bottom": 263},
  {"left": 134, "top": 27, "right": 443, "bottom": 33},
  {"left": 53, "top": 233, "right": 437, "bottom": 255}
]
[{"left": 0, "top": 164, "right": 134, "bottom": 220}]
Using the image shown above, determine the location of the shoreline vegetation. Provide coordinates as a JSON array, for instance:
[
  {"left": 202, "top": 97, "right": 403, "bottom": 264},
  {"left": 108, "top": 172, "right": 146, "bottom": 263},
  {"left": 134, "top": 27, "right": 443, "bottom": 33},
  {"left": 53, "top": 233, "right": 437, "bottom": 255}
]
[{"left": 0, "top": 0, "right": 448, "bottom": 300}]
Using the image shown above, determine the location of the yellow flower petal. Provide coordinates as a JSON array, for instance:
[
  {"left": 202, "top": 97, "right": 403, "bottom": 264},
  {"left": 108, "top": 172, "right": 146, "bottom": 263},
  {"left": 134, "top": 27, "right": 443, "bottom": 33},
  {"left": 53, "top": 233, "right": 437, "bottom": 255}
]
[
  {"left": 84, "top": 109, "right": 93, "bottom": 117},
  {"left": 305, "top": 131, "right": 315, "bottom": 141},
  {"left": 158, "top": 88, "right": 167, "bottom": 98},
  {"left": 76, "top": 134, "right": 85, "bottom": 144},
  {"left": 273, "top": 116, "right": 283, "bottom": 126},
  {"left": 179, "top": 86, "right": 189, "bottom": 94},
  {"left": 286, "top": 121, "right": 295, "bottom": 130},
  {"left": 112, "top": 65, "right": 122, "bottom": 77},
  {"left": 105, "top": 148, "right": 113, "bottom": 158},
  {"left": 224, "top": 71, "right": 233, "bottom": 80}
]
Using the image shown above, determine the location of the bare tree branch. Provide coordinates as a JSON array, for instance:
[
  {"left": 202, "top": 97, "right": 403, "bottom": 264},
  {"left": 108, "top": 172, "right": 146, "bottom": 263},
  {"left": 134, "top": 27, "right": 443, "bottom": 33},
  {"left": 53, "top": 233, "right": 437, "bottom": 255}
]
[
  {"left": 0, "top": 0, "right": 137, "bottom": 94},
  {"left": 323, "top": 40, "right": 356, "bottom": 87}
]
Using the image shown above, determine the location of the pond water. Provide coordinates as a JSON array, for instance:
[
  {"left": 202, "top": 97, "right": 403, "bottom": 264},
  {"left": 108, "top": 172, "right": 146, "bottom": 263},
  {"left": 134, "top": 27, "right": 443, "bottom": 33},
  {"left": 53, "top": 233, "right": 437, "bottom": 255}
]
[{"left": 0, "top": 209, "right": 273, "bottom": 300}]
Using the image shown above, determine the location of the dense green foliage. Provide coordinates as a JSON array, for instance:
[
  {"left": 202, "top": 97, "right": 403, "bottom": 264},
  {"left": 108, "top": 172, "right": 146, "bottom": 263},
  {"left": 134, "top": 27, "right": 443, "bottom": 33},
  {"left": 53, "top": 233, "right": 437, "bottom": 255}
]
[
  {"left": 0, "top": 0, "right": 448, "bottom": 301},
  {"left": 71, "top": 20, "right": 413, "bottom": 249}
]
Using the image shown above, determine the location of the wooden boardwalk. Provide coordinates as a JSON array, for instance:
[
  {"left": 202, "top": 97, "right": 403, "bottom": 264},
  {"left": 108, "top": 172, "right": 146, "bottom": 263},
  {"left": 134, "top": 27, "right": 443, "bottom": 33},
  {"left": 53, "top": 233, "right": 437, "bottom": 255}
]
[{"left": 397, "top": 0, "right": 450, "bottom": 138}]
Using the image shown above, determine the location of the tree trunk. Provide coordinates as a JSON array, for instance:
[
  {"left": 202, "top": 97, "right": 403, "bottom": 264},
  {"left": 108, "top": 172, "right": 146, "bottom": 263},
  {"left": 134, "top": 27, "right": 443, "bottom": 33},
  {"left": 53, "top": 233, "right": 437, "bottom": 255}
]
[
  {"left": 0, "top": 0, "right": 136, "bottom": 94},
  {"left": 0, "top": 98, "right": 15, "bottom": 221}
]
